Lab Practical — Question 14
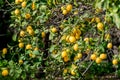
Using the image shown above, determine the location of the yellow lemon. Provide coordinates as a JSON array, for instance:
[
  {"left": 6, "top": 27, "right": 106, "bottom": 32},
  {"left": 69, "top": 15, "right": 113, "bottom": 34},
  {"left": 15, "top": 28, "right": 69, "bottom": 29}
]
[
  {"left": 95, "top": 17, "right": 101, "bottom": 23},
  {"left": 71, "top": 70, "right": 75, "bottom": 76},
  {"left": 107, "top": 42, "right": 112, "bottom": 49},
  {"left": 97, "top": 22, "right": 104, "bottom": 31},
  {"left": 19, "top": 60, "right": 23, "bottom": 64},
  {"left": 25, "top": 13, "right": 31, "bottom": 19},
  {"left": 2, "top": 48, "right": 7, "bottom": 54},
  {"left": 69, "top": 36, "right": 76, "bottom": 43},
  {"left": 26, "top": 44, "right": 32, "bottom": 49},
  {"left": 63, "top": 69, "right": 67, "bottom": 74},
  {"left": 62, "top": 10, "right": 68, "bottom": 15},
  {"left": 26, "top": 25, "right": 32, "bottom": 32},
  {"left": 73, "top": 43, "right": 78, "bottom": 51},
  {"left": 61, "top": 51, "right": 67, "bottom": 58},
  {"left": 14, "top": 9, "right": 20, "bottom": 15},
  {"left": 66, "top": 4, "right": 72, "bottom": 12},
  {"left": 41, "top": 32, "right": 46, "bottom": 38},
  {"left": 34, "top": 47, "right": 39, "bottom": 50},
  {"left": 18, "top": 42, "right": 24, "bottom": 48},
  {"left": 15, "top": 0, "right": 20, "bottom": 4},
  {"left": 63, "top": 56, "right": 69, "bottom": 62},
  {"left": 21, "top": 1, "right": 26, "bottom": 8},
  {"left": 90, "top": 54, "right": 97, "bottom": 61},
  {"left": 77, "top": 53, "right": 82, "bottom": 59},
  {"left": 28, "top": 29, "right": 34, "bottom": 36},
  {"left": 32, "top": 2, "right": 35, "bottom": 10},
  {"left": 112, "top": 59, "right": 118, "bottom": 65},
  {"left": 20, "top": 30, "right": 25, "bottom": 37},
  {"left": 96, "top": 57, "right": 102, "bottom": 64},
  {"left": 2, "top": 69, "right": 9, "bottom": 77},
  {"left": 99, "top": 53, "right": 107, "bottom": 60},
  {"left": 51, "top": 27, "right": 57, "bottom": 33}
]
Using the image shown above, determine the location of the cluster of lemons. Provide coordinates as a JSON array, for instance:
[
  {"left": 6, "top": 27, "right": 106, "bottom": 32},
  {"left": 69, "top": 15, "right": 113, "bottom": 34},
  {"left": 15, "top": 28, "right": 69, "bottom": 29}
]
[
  {"left": 1, "top": 0, "right": 38, "bottom": 77},
  {"left": 51, "top": 5, "right": 118, "bottom": 76},
  {"left": 61, "top": 4, "right": 72, "bottom": 15},
  {"left": 1, "top": 1, "right": 119, "bottom": 78}
]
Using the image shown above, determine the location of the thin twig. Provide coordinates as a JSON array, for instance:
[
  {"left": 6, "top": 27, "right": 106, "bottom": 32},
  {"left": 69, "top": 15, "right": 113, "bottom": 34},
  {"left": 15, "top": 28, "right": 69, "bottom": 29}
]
[
  {"left": 82, "top": 61, "right": 94, "bottom": 76},
  {"left": 5, "top": 0, "right": 14, "bottom": 8}
]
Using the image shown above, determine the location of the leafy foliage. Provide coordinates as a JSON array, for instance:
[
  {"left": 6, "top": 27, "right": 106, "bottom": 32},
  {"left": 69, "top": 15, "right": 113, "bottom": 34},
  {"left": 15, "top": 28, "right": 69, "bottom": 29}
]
[{"left": 0, "top": 0, "right": 120, "bottom": 79}]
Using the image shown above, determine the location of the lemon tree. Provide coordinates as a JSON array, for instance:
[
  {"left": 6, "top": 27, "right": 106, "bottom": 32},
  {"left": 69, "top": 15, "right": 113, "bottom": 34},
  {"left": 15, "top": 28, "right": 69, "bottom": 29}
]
[{"left": 1, "top": 0, "right": 120, "bottom": 79}]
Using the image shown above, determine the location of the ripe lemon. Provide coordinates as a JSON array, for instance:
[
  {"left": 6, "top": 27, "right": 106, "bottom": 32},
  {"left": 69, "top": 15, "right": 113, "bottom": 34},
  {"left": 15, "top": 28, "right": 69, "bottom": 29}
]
[
  {"left": 20, "top": 30, "right": 25, "bottom": 37},
  {"left": 95, "top": 17, "right": 100, "bottom": 23},
  {"left": 66, "top": 4, "right": 72, "bottom": 12},
  {"left": 107, "top": 42, "right": 112, "bottom": 49},
  {"left": 63, "top": 56, "right": 69, "bottom": 62},
  {"left": 62, "top": 10, "right": 68, "bottom": 15},
  {"left": 75, "top": 33, "right": 80, "bottom": 39},
  {"left": 19, "top": 60, "right": 23, "bottom": 64},
  {"left": 2, "top": 69, "right": 9, "bottom": 77},
  {"left": 63, "top": 69, "right": 67, "bottom": 74},
  {"left": 77, "top": 53, "right": 82, "bottom": 59},
  {"left": 26, "top": 44, "right": 32, "bottom": 49},
  {"left": 71, "top": 70, "right": 75, "bottom": 76},
  {"left": 18, "top": 42, "right": 24, "bottom": 48},
  {"left": 96, "top": 57, "right": 102, "bottom": 64},
  {"left": 28, "top": 29, "right": 34, "bottom": 36},
  {"left": 25, "top": 13, "right": 31, "bottom": 19},
  {"left": 2, "top": 48, "right": 7, "bottom": 54},
  {"left": 14, "top": 9, "right": 20, "bottom": 15},
  {"left": 15, "top": 0, "right": 20, "bottom": 4},
  {"left": 41, "top": 32, "right": 46, "bottom": 38},
  {"left": 21, "top": 1, "right": 26, "bottom": 8},
  {"left": 51, "top": 27, "right": 57, "bottom": 33},
  {"left": 19, "top": 0, "right": 23, "bottom": 2},
  {"left": 90, "top": 54, "right": 97, "bottom": 61},
  {"left": 73, "top": 43, "right": 78, "bottom": 51},
  {"left": 26, "top": 25, "right": 32, "bottom": 32},
  {"left": 76, "top": 29, "right": 81, "bottom": 35},
  {"left": 69, "top": 36, "right": 76, "bottom": 43},
  {"left": 61, "top": 51, "right": 67, "bottom": 58},
  {"left": 32, "top": 2, "right": 35, "bottom": 10},
  {"left": 99, "top": 53, "right": 107, "bottom": 60},
  {"left": 72, "top": 28, "right": 77, "bottom": 34},
  {"left": 97, "top": 22, "right": 104, "bottom": 31},
  {"left": 34, "top": 47, "right": 39, "bottom": 50},
  {"left": 105, "top": 33, "right": 110, "bottom": 41},
  {"left": 112, "top": 59, "right": 118, "bottom": 65}
]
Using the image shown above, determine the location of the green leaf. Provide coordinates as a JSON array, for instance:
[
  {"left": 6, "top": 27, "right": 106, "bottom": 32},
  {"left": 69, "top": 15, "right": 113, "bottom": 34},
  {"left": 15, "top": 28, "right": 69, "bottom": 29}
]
[
  {"left": 112, "top": 13, "right": 120, "bottom": 29},
  {"left": 12, "top": 34, "right": 17, "bottom": 41},
  {"left": 21, "top": 72, "right": 26, "bottom": 80},
  {"left": 33, "top": 50, "right": 39, "bottom": 55},
  {"left": 49, "top": 45, "right": 56, "bottom": 52},
  {"left": 35, "top": 29, "right": 40, "bottom": 34},
  {"left": 49, "top": 32, "right": 55, "bottom": 40}
]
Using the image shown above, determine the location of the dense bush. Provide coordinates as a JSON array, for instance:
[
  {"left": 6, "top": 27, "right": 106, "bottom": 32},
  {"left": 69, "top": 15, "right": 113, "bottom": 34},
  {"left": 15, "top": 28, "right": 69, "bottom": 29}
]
[{"left": 0, "top": 0, "right": 120, "bottom": 80}]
